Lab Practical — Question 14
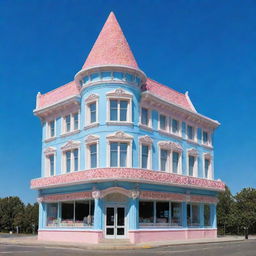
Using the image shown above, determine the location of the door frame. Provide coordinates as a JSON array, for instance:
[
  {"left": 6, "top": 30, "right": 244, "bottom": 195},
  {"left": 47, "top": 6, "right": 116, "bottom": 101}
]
[{"left": 104, "top": 204, "right": 127, "bottom": 239}]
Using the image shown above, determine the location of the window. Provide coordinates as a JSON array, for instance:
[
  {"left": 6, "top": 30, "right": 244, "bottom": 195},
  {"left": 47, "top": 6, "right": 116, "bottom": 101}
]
[
  {"left": 110, "top": 99, "right": 128, "bottom": 122},
  {"left": 48, "top": 200, "right": 95, "bottom": 227},
  {"left": 171, "top": 119, "right": 179, "bottom": 135},
  {"left": 141, "top": 108, "right": 149, "bottom": 126},
  {"left": 203, "top": 131, "right": 211, "bottom": 145},
  {"left": 139, "top": 201, "right": 182, "bottom": 227},
  {"left": 159, "top": 114, "right": 167, "bottom": 130},
  {"left": 187, "top": 125, "right": 195, "bottom": 140},
  {"left": 204, "top": 158, "right": 210, "bottom": 178},
  {"left": 49, "top": 120, "right": 55, "bottom": 138},
  {"left": 159, "top": 145, "right": 182, "bottom": 174},
  {"left": 188, "top": 155, "right": 195, "bottom": 176},
  {"left": 141, "top": 145, "right": 149, "bottom": 169},
  {"left": 49, "top": 155, "right": 55, "bottom": 176},
  {"left": 110, "top": 142, "right": 128, "bottom": 167},
  {"left": 139, "top": 201, "right": 154, "bottom": 225},
  {"left": 187, "top": 204, "right": 200, "bottom": 226},
  {"left": 63, "top": 113, "right": 79, "bottom": 133},
  {"left": 204, "top": 204, "right": 211, "bottom": 226},
  {"left": 160, "top": 149, "right": 168, "bottom": 171},
  {"left": 172, "top": 151, "right": 179, "bottom": 174},
  {"left": 47, "top": 203, "right": 58, "bottom": 226},
  {"left": 89, "top": 102, "right": 97, "bottom": 123},
  {"left": 64, "top": 149, "right": 79, "bottom": 173},
  {"left": 90, "top": 144, "right": 97, "bottom": 168},
  {"left": 171, "top": 202, "right": 182, "bottom": 226},
  {"left": 156, "top": 202, "right": 169, "bottom": 225}
]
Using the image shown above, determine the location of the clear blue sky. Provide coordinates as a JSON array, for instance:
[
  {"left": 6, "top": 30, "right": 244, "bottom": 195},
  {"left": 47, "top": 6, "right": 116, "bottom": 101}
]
[{"left": 0, "top": 0, "right": 255, "bottom": 203}]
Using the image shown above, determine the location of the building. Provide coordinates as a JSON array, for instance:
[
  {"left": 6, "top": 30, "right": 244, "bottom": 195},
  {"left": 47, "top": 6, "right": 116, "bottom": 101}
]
[{"left": 31, "top": 12, "right": 225, "bottom": 244}]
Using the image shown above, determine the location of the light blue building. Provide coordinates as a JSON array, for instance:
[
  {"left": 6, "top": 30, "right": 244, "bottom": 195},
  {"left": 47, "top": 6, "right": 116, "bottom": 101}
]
[{"left": 31, "top": 12, "right": 225, "bottom": 244}]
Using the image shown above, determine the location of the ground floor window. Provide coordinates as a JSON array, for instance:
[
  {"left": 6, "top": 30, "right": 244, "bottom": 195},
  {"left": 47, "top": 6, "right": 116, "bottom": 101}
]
[
  {"left": 139, "top": 201, "right": 182, "bottom": 227},
  {"left": 187, "top": 203, "right": 200, "bottom": 226},
  {"left": 46, "top": 200, "right": 94, "bottom": 227},
  {"left": 204, "top": 204, "right": 211, "bottom": 226}
]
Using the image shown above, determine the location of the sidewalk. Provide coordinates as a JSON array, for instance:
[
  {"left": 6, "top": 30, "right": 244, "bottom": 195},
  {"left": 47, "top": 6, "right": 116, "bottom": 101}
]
[{"left": 0, "top": 235, "right": 254, "bottom": 250}]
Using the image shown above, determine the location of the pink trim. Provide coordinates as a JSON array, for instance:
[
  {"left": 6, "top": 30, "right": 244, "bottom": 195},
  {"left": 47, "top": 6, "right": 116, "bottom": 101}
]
[
  {"left": 82, "top": 12, "right": 138, "bottom": 70},
  {"left": 38, "top": 230, "right": 103, "bottom": 244},
  {"left": 128, "top": 229, "right": 217, "bottom": 244},
  {"left": 31, "top": 168, "right": 225, "bottom": 191},
  {"left": 38, "top": 191, "right": 92, "bottom": 203},
  {"left": 139, "top": 191, "right": 218, "bottom": 204}
]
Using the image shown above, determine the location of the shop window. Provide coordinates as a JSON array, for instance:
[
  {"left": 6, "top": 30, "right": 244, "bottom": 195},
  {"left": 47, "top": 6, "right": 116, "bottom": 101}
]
[
  {"left": 171, "top": 202, "right": 182, "bottom": 226},
  {"left": 204, "top": 204, "right": 211, "bottom": 226},
  {"left": 139, "top": 201, "right": 154, "bottom": 225},
  {"left": 187, "top": 203, "right": 200, "bottom": 226},
  {"left": 47, "top": 203, "right": 58, "bottom": 226},
  {"left": 156, "top": 202, "right": 169, "bottom": 225}
]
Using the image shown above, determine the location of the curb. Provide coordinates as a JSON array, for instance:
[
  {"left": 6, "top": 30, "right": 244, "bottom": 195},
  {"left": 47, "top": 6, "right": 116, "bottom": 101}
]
[{"left": 0, "top": 237, "right": 250, "bottom": 250}]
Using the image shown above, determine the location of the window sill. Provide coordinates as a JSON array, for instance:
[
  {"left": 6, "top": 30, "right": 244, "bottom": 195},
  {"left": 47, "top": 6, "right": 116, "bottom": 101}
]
[
  {"left": 60, "top": 130, "right": 80, "bottom": 138},
  {"left": 139, "top": 123, "right": 153, "bottom": 132},
  {"left": 84, "top": 122, "right": 99, "bottom": 130},
  {"left": 106, "top": 121, "right": 133, "bottom": 126},
  {"left": 201, "top": 143, "right": 213, "bottom": 149},
  {"left": 44, "top": 137, "right": 56, "bottom": 143},
  {"left": 158, "top": 129, "right": 182, "bottom": 139},
  {"left": 186, "top": 139, "right": 200, "bottom": 146}
]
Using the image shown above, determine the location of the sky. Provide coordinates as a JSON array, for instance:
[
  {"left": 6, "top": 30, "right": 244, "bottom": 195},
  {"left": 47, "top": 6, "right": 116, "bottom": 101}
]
[{"left": 0, "top": 0, "right": 255, "bottom": 204}]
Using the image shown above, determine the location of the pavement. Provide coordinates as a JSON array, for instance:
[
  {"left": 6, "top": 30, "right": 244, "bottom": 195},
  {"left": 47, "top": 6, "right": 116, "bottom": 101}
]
[
  {"left": 0, "top": 240, "right": 256, "bottom": 255},
  {"left": 0, "top": 233, "right": 255, "bottom": 250}
]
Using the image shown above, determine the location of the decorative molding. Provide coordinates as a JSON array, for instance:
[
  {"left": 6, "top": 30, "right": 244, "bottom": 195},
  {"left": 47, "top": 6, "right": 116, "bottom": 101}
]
[
  {"left": 85, "top": 135, "right": 99, "bottom": 144},
  {"left": 131, "top": 190, "right": 140, "bottom": 199},
  {"left": 204, "top": 152, "right": 212, "bottom": 160},
  {"left": 85, "top": 93, "right": 99, "bottom": 103},
  {"left": 187, "top": 148, "right": 199, "bottom": 157},
  {"left": 92, "top": 190, "right": 101, "bottom": 199},
  {"left": 61, "top": 140, "right": 81, "bottom": 151},
  {"left": 44, "top": 147, "right": 57, "bottom": 156},
  {"left": 158, "top": 141, "right": 183, "bottom": 152},
  {"left": 38, "top": 191, "right": 92, "bottom": 202},
  {"left": 106, "top": 88, "right": 133, "bottom": 98},
  {"left": 140, "top": 191, "right": 186, "bottom": 202},
  {"left": 31, "top": 168, "right": 225, "bottom": 192},
  {"left": 106, "top": 131, "right": 133, "bottom": 141},
  {"left": 139, "top": 135, "right": 153, "bottom": 145}
]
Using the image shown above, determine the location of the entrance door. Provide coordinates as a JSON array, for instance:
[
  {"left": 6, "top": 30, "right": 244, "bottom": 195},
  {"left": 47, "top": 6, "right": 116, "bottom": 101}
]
[{"left": 105, "top": 206, "right": 125, "bottom": 238}]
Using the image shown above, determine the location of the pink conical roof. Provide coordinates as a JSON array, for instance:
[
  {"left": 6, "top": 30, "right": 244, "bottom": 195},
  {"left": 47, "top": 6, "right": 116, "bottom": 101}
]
[{"left": 82, "top": 12, "right": 139, "bottom": 70}]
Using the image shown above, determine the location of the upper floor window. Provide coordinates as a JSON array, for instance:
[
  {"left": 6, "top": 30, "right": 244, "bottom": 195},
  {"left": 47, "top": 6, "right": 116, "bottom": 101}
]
[
  {"left": 106, "top": 88, "right": 132, "bottom": 124},
  {"left": 159, "top": 114, "right": 167, "bottom": 130},
  {"left": 188, "top": 149, "right": 198, "bottom": 177},
  {"left": 90, "top": 144, "right": 97, "bottom": 168},
  {"left": 46, "top": 120, "right": 56, "bottom": 139},
  {"left": 85, "top": 94, "right": 99, "bottom": 128},
  {"left": 159, "top": 141, "right": 182, "bottom": 174},
  {"left": 187, "top": 125, "right": 195, "bottom": 141},
  {"left": 61, "top": 141, "right": 80, "bottom": 173},
  {"left": 141, "top": 145, "right": 149, "bottom": 169},
  {"left": 171, "top": 119, "right": 180, "bottom": 135},
  {"left": 63, "top": 113, "right": 79, "bottom": 134},
  {"left": 204, "top": 153, "right": 212, "bottom": 179},
  {"left": 139, "top": 135, "right": 153, "bottom": 169},
  {"left": 202, "top": 131, "right": 211, "bottom": 146},
  {"left": 106, "top": 131, "right": 133, "bottom": 168},
  {"left": 44, "top": 147, "right": 56, "bottom": 176},
  {"left": 89, "top": 102, "right": 97, "bottom": 123},
  {"left": 85, "top": 135, "right": 99, "bottom": 169}
]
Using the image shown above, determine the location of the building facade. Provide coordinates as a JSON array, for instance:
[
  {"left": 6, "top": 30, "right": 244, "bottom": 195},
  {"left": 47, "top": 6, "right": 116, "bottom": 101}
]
[{"left": 31, "top": 12, "right": 225, "bottom": 244}]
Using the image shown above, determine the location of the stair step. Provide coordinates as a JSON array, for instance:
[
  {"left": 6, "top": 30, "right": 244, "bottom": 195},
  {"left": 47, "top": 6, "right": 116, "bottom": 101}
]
[{"left": 100, "top": 239, "right": 131, "bottom": 244}]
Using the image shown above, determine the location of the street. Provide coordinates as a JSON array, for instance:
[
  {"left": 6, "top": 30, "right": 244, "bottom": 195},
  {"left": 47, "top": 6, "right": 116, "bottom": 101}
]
[{"left": 0, "top": 240, "right": 255, "bottom": 256}]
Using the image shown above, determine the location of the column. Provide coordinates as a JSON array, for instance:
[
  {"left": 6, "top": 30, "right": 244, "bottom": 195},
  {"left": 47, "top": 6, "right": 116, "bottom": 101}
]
[
  {"left": 38, "top": 202, "right": 44, "bottom": 229},
  {"left": 129, "top": 190, "right": 140, "bottom": 230},
  {"left": 92, "top": 190, "right": 103, "bottom": 230},
  {"left": 182, "top": 202, "right": 187, "bottom": 228},
  {"left": 199, "top": 203, "right": 204, "bottom": 228},
  {"left": 211, "top": 204, "right": 217, "bottom": 228}
]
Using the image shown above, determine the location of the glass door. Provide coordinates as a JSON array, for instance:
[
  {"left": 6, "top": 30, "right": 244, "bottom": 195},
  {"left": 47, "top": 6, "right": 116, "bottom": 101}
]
[{"left": 105, "top": 206, "right": 126, "bottom": 238}]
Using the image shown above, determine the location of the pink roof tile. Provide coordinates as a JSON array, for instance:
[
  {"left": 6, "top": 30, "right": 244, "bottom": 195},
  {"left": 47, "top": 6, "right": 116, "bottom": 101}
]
[
  {"left": 144, "top": 78, "right": 195, "bottom": 112},
  {"left": 82, "top": 12, "right": 139, "bottom": 70},
  {"left": 37, "top": 81, "right": 79, "bottom": 109}
]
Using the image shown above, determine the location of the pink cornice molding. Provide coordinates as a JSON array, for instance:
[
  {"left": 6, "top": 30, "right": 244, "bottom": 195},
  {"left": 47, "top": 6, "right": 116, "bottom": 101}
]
[
  {"left": 31, "top": 168, "right": 225, "bottom": 191},
  {"left": 38, "top": 191, "right": 92, "bottom": 203}
]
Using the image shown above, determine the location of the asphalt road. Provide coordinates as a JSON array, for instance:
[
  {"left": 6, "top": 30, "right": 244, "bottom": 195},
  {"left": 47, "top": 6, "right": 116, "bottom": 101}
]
[{"left": 0, "top": 240, "right": 255, "bottom": 256}]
